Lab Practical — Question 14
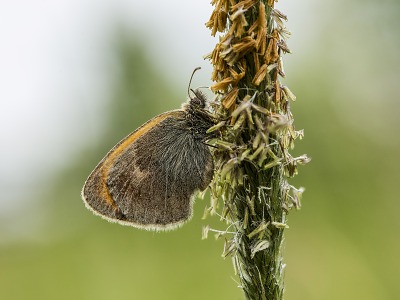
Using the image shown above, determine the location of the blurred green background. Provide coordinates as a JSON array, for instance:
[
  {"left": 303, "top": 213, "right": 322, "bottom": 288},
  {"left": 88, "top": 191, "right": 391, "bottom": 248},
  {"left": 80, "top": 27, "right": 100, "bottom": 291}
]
[{"left": 1, "top": 1, "right": 399, "bottom": 299}]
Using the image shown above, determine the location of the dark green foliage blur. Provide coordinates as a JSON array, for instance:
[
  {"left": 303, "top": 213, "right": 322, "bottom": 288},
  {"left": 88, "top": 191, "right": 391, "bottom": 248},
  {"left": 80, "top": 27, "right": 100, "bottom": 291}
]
[{"left": 1, "top": 2, "right": 399, "bottom": 298}]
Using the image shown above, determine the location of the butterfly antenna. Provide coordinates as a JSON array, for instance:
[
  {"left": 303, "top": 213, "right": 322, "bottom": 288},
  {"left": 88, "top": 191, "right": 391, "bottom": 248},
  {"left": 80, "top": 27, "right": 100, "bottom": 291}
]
[{"left": 188, "top": 67, "right": 201, "bottom": 99}]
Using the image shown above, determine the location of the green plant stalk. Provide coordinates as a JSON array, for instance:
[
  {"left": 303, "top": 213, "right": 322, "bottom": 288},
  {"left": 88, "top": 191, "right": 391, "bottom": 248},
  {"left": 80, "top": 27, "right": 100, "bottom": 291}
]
[{"left": 205, "top": 1, "right": 309, "bottom": 299}]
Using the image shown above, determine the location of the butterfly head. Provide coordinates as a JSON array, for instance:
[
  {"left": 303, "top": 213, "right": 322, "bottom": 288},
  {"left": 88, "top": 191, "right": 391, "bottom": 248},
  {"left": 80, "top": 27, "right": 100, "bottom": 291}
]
[{"left": 188, "top": 88, "right": 207, "bottom": 109}]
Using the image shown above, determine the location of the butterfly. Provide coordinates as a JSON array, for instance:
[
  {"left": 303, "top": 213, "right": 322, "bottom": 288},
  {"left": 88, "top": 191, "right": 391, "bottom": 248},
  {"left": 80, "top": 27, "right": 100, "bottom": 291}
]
[{"left": 82, "top": 68, "right": 216, "bottom": 230}]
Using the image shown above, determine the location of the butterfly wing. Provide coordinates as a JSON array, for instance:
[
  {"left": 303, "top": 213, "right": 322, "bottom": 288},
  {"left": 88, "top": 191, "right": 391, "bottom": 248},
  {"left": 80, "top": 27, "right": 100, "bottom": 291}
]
[{"left": 82, "top": 110, "right": 213, "bottom": 230}]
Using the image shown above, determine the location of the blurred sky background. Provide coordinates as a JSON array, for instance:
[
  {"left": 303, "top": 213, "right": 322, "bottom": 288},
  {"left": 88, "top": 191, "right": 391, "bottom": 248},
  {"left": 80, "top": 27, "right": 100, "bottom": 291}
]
[{"left": 1, "top": 0, "right": 399, "bottom": 299}]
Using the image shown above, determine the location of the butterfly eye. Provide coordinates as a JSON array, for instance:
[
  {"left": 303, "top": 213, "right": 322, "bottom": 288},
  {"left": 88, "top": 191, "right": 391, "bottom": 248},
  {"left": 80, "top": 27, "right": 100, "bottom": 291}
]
[{"left": 191, "top": 97, "right": 202, "bottom": 107}]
